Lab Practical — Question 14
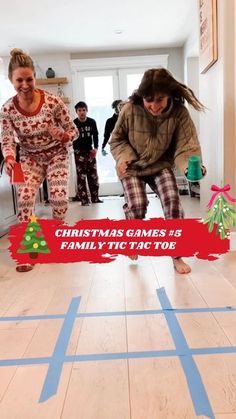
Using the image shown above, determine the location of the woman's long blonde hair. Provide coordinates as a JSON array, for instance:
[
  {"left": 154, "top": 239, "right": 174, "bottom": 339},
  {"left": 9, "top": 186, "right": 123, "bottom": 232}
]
[{"left": 8, "top": 48, "right": 35, "bottom": 80}]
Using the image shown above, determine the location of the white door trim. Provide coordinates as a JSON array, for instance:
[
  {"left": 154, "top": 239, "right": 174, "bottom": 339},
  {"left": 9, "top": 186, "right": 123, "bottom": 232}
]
[{"left": 70, "top": 54, "right": 168, "bottom": 72}]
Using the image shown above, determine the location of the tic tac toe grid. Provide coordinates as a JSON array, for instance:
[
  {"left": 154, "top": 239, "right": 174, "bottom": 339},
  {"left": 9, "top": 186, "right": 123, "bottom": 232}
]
[{"left": 1, "top": 287, "right": 236, "bottom": 419}]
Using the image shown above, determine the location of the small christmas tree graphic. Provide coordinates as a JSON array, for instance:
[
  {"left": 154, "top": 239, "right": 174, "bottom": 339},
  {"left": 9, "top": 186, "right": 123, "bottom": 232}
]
[
  {"left": 17, "top": 215, "right": 51, "bottom": 259},
  {"left": 203, "top": 184, "right": 236, "bottom": 239}
]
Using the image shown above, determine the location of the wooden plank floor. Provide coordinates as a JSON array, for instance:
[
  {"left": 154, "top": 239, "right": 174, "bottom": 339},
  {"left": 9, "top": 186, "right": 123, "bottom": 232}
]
[{"left": 0, "top": 195, "right": 236, "bottom": 419}]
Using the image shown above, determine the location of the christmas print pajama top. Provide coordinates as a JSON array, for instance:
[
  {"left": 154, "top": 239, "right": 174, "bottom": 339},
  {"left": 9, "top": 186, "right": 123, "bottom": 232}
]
[{"left": 0, "top": 89, "right": 77, "bottom": 221}]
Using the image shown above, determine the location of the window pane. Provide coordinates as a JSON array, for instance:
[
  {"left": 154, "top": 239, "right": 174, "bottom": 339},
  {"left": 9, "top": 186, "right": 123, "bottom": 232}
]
[
  {"left": 0, "top": 78, "right": 15, "bottom": 107},
  {"left": 127, "top": 74, "right": 143, "bottom": 97},
  {"left": 84, "top": 76, "right": 113, "bottom": 106},
  {"left": 84, "top": 75, "right": 118, "bottom": 183}
]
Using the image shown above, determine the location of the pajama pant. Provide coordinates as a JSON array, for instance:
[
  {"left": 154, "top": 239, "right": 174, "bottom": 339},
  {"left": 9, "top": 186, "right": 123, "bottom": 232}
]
[
  {"left": 74, "top": 152, "right": 99, "bottom": 204},
  {"left": 18, "top": 147, "right": 69, "bottom": 222},
  {"left": 121, "top": 168, "right": 184, "bottom": 220}
]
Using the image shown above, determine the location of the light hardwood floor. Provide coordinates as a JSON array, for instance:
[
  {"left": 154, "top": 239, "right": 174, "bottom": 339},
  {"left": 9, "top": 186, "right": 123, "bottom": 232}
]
[{"left": 0, "top": 195, "right": 236, "bottom": 419}]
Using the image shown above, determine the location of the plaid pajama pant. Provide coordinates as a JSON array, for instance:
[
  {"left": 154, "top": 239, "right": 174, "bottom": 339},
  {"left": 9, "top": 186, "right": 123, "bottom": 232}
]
[{"left": 121, "top": 168, "right": 184, "bottom": 220}]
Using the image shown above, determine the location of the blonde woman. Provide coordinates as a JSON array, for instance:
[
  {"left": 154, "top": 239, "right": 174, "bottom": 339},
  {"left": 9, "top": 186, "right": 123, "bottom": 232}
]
[{"left": 0, "top": 49, "right": 77, "bottom": 271}]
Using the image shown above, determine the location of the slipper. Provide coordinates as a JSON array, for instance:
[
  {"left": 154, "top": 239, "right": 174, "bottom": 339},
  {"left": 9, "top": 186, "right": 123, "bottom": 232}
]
[{"left": 16, "top": 264, "right": 34, "bottom": 273}]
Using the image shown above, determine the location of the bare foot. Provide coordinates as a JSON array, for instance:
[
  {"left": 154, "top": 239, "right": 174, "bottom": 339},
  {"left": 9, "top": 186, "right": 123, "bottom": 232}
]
[
  {"left": 172, "top": 258, "right": 191, "bottom": 274},
  {"left": 128, "top": 255, "right": 138, "bottom": 261}
]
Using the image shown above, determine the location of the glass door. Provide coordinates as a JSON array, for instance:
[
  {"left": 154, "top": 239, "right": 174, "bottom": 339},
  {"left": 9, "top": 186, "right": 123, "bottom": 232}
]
[{"left": 76, "top": 69, "right": 123, "bottom": 195}]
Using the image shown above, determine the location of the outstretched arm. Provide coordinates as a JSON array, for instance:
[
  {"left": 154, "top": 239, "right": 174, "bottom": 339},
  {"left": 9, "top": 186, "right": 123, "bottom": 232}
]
[
  {"left": 173, "top": 106, "right": 205, "bottom": 175},
  {"left": 102, "top": 119, "right": 112, "bottom": 149},
  {"left": 0, "top": 108, "right": 17, "bottom": 175},
  {"left": 53, "top": 98, "right": 78, "bottom": 144}
]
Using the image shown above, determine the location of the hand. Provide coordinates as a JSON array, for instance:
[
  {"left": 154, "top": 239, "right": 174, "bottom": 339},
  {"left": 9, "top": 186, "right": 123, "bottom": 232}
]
[
  {"left": 48, "top": 125, "right": 70, "bottom": 143},
  {"left": 90, "top": 149, "right": 97, "bottom": 158},
  {"left": 201, "top": 164, "right": 207, "bottom": 176},
  {"left": 184, "top": 164, "right": 207, "bottom": 177},
  {"left": 184, "top": 164, "right": 207, "bottom": 180},
  {"left": 5, "top": 157, "right": 15, "bottom": 176},
  {"left": 117, "top": 161, "right": 129, "bottom": 177}
]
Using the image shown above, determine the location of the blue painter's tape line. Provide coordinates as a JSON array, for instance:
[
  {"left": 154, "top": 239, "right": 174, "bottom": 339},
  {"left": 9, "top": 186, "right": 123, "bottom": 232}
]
[
  {"left": 70, "top": 349, "right": 178, "bottom": 362},
  {"left": 0, "top": 314, "right": 65, "bottom": 322},
  {"left": 175, "top": 307, "right": 236, "bottom": 313},
  {"left": 77, "top": 306, "right": 236, "bottom": 317},
  {"left": 0, "top": 306, "right": 235, "bottom": 323},
  {"left": 0, "top": 357, "right": 51, "bottom": 366},
  {"left": 192, "top": 346, "right": 236, "bottom": 355},
  {"left": 77, "top": 309, "right": 163, "bottom": 317},
  {"left": 39, "top": 296, "right": 81, "bottom": 403},
  {"left": 1, "top": 345, "right": 236, "bottom": 368},
  {"left": 157, "top": 287, "right": 215, "bottom": 419},
  {"left": 67, "top": 345, "right": 236, "bottom": 362},
  {"left": 181, "top": 355, "right": 215, "bottom": 419}
]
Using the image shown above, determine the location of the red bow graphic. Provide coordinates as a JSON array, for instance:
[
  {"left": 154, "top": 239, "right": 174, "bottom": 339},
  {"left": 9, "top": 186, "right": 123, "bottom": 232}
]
[{"left": 207, "top": 184, "right": 236, "bottom": 208}]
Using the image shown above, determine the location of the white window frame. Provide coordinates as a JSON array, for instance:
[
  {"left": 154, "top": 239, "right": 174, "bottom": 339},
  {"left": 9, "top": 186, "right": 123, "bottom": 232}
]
[{"left": 70, "top": 54, "right": 169, "bottom": 104}]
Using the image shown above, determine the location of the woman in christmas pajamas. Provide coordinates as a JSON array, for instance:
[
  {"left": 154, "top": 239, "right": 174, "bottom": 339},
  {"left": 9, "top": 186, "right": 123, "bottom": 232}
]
[
  {"left": 110, "top": 68, "right": 206, "bottom": 274},
  {"left": 0, "top": 48, "right": 77, "bottom": 222},
  {"left": 0, "top": 48, "right": 77, "bottom": 271}
]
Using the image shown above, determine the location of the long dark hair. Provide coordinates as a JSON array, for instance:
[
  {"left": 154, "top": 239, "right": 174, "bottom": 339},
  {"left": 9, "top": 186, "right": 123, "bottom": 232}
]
[{"left": 130, "top": 68, "right": 205, "bottom": 111}]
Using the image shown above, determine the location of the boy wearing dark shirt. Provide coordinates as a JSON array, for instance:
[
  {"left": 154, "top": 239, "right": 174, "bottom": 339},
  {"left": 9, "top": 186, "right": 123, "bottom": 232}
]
[{"left": 73, "top": 101, "right": 103, "bottom": 205}]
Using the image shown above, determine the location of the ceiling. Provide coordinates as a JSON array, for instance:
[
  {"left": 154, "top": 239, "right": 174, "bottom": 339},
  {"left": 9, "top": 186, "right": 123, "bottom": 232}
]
[{"left": 0, "top": 0, "right": 199, "bottom": 57}]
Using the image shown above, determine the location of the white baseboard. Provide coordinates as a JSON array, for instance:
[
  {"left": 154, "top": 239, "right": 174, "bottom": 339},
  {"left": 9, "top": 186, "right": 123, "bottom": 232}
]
[{"left": 230, "top": 232, "right": 236, "bottom": 251}]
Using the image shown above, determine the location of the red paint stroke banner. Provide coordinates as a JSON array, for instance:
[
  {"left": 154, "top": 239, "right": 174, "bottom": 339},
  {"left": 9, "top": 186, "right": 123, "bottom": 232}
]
[{"left": 9, "top": 218, "right": 229, "bottom": 264}]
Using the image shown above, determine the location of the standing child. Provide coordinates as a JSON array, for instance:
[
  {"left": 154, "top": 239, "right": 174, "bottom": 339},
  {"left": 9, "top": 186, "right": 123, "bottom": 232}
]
[{"left": 73, "top": 101, "right": 103, "bottom": 205}]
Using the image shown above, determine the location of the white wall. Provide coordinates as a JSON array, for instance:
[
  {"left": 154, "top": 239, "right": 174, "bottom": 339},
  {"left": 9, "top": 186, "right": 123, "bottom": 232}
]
[
  {"left": 184, "top": 57, "right": 200, "bottom": 134},
  {"left": 33, "top": 52, "right": 74, "bottom": 114},
  {"left": 183, "top": 0, "right": 199, "bottom": 60},
  {"left": 199, "top": 0, "right": 236, "bottom": 210},
  {"left": 182, "top": 1, "right": 201, "bottom": 149}
]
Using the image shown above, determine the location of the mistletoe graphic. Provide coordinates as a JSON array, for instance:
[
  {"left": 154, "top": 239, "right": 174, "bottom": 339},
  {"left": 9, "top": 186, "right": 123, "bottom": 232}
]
[{"left": 203, "top": 184, "right": 236, "bottom": 239}]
